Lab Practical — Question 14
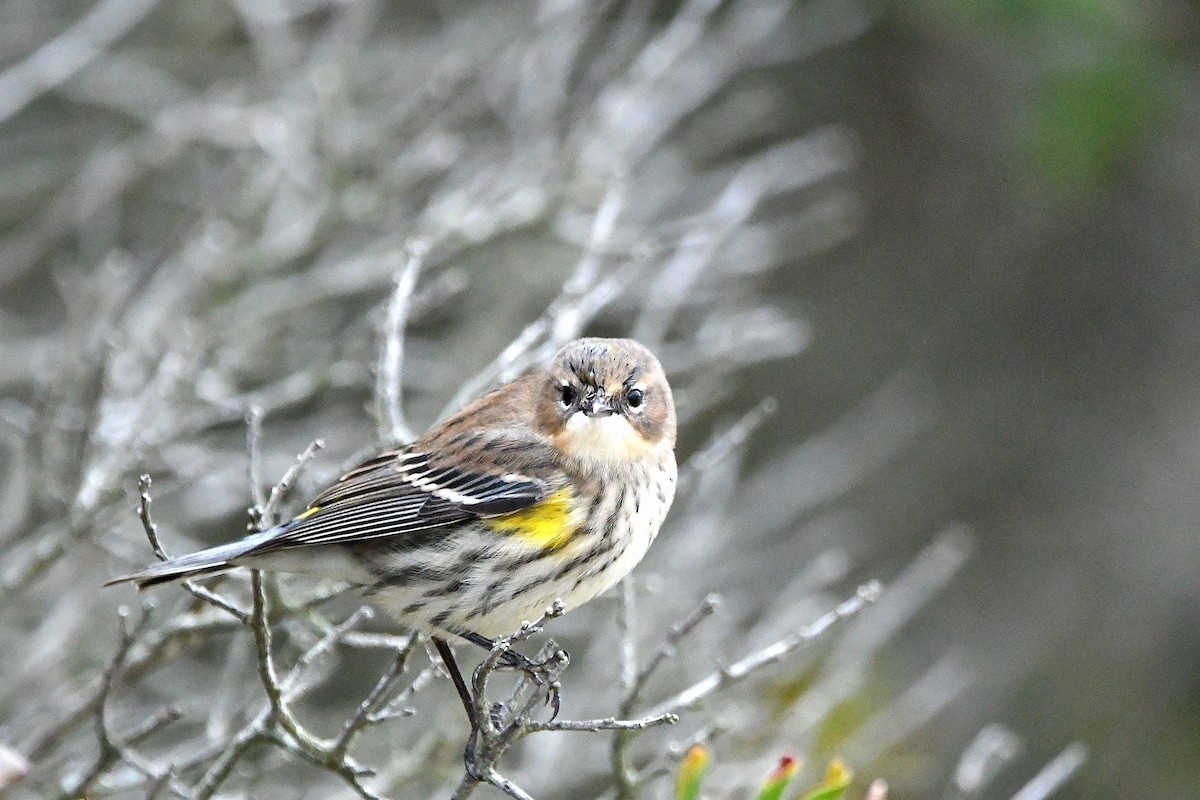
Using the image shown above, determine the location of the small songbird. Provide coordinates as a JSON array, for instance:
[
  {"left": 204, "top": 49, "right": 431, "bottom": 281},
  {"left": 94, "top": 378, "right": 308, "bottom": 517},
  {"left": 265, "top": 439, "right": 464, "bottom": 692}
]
[{"left": 109, "top": 338, "right": 677, "bottom": 706}]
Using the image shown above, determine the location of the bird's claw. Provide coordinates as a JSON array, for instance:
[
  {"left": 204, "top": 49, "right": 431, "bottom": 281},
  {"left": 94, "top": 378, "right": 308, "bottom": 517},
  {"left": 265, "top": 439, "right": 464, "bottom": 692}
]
[
  {"left": 545, "top": 680, "right": 562, "bottom": 720},
  {"left": 498, "top": 648, "right": 568, "bottom": 681},
  {"left": 496, "top": 647, "right": 567, "bottom": 718}
]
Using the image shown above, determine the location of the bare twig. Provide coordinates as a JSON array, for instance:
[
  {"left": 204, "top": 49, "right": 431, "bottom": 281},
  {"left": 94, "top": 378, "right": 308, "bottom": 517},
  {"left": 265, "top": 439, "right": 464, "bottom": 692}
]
[
  {"left": 524, "top": 714, "right": 676, "bottom": 734},
  {"left": 331, "top": 642, "right": 417, "bottom": 758},
  {"left": 630, "top": 593, "right": 721, "bottom": 703},
  {"left": 134, "top": 475, "right": 170, "bottom": 562},
  {"left": 192, "top": 711, "right": 270, "bottom": 800},
  {"left": 617, "top": 578, "right": 638, "bottom": 696},
  {"left": 136, "top": 474, "right": 248, "bottom": 623},
  {"left": 0, "top": 0, "right": 162, "bottom": 124},
  {"left": 56, "top": 604, "right": 155, "bottom": 800},
  {"left": 611, "top": 592, "right": 720, "bottom": 799},
  {"left": 448, "top": 599, "right": 684, "bottom": 800},
  {"left": 248, "top": 570, "right": 384, "bottom": 800},
  {"left": 262, "top": 439, "right": 324, "bottom": 526},
  {"left": 366, "top": 665, "right": 437, "bottom": 724},
  {"left": 22, "top": 606, "right": 243, "bottom": 761},
  {"left": 189, "top": 437, "right": 402, "bottom": 800},
  {"left": 440, "top": 181, "right": 627, "bottom": 416},
  {"left": 841, "top": 653, "right": 973, "bottom": 766},
  {"left": 250, "top": 571, "right": 327, "bottom": 758},
  {"left": 604, "top": 584, "right": 880, "bottom": 800},
  {"left": 678, "top": 398, "right": 777, "bottom": 491},
  {"left": 279, "top": 606, "right": 377, "bottom": 697},
  {"left": 98, "top": 706, "right": 189, "bottom": 798},
  {"left": 0, "top": 743, "right": 30, "bottom": 793},
  {"left": 376, "top": 243, "right": 426, "bottom": 445},
  {"left": 947, "top": 724, "right": 1023, "bottom": 799},
  {"left": 644, "top": 581, "right": 882, "bottom": 719},
  {"left": 246, "top": 406, "right": 268, "bottom": 514},
  {"left": 1010, "top": 744, "right": 1088, "bottom": 800}
]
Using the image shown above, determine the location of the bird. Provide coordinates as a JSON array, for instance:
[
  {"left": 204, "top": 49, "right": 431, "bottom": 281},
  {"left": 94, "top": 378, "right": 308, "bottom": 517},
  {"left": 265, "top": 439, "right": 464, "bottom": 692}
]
[{"left": 108, "top": 337, "right": 677, "bottom": 719}]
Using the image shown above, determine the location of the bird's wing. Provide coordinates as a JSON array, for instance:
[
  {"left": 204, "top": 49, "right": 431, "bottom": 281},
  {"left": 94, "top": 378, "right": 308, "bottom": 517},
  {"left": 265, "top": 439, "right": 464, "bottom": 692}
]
[{"left": 251, "top": 448, "right": 549, "bottom": 553}]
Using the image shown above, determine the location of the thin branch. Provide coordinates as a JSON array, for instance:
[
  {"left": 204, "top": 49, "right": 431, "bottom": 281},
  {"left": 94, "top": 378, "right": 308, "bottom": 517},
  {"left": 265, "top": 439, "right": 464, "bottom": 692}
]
[
  {"left": 23, "top": 606, "right": 242, "bottom": 761},
  {"left": 246, "top": 407, "right": 267, "bottom": 514},
  {"left": 245, "top": 568, "right": 415, "bottom": 800},
  {"left": 449, "top": 769, "right": 480, "bottom": 800},
  {"left": 120, "top": 444, "right": 413, "bottom": 799},
  {"left": 1010, "top": 743, "right": 1088, "bottom": 800},
  {"left": 142, "top": 770, "right": 174, "bottom": 800},
  {"left": 483, "top": 769, "right": 536, "bottom": 800},
  {"left": 249, "top": 570, "right": 339, "bottom": 763},
  {"left": 279, "top": 606, "right": 376, "bottom": 697},
  {"left": 56, "top": 605, "right": 154, "bottom": 800},
  {"left": 262, "top": 439, "right": 324, "bottom": 526},
  {"left": 0, "top": 0, "right": 162, "bottom": 124},
  {"left": 101, "top": 706, "right": 188, "bottom": 798},
  {"left": 617, "top": 578, "right": 638, "bottom": 697},
  {"left": 440, "top": 181, "right": 627, "bottom": 416},
  {"left": 136, "top": 474, "right": 248, "bottom": 623},
  {"left": 629, "top": 593, "right": 720, "bottom": 704},
  {"left": 134, "top": 475, "right": 169, "bottom": 562},
  {"left": 678, "top": 398, "right": 777, "bottom": 492},
  {"left": 611, "top": 592, "right": 720, "bottom": 800},
  {"left": 331, "top": 642, "right": 417, "bottom": 759},
  {"left": 376, "top": 243, "right": 426, "bottom": 445},
  {"left": 367, "top": 665, "right": 436, "bottom": 724},
  {"left": 448, "top": 599, "right": 687, "bottom": 800},
  {"left": 609, "top": 584, "right": 880, "bottom": 799},
  {"left": 644, "top": 581, "right": 882, "bottom": 718},
  {"left": 341, "top": 630, "right": 418, "bottom": 651},
  {"left": 191, "top": 711, "right": 270, "bottom": 800},
  {"left": 841, "top": 652, "right": 973, "bottom": 766},
  {"left": 525, "top": 713, "right": 677, "bottom": 734},
  {"left": 120, "top": 705, "right": 182, "bottom": 747},
  {"left": 948, "top": 724, "right": 1023, "bottom": 799}
]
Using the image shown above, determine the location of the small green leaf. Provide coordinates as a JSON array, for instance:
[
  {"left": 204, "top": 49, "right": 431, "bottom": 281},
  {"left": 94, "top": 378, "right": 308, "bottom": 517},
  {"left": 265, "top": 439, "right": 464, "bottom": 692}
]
[
  {"left": 753, "top": 755, "right": 798, "bottom": 800},
  {"left": 797, "top": 759, "right": 852, "bottom": 800},
  {"left": 675, "top": 744, "right": 710, "bottom": 800}
]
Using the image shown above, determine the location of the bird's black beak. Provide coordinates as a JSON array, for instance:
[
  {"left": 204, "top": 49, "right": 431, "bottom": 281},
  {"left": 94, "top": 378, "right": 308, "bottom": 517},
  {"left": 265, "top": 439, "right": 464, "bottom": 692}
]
[{"left": 583, "top": 393, "right": 616, "bottom": 417}]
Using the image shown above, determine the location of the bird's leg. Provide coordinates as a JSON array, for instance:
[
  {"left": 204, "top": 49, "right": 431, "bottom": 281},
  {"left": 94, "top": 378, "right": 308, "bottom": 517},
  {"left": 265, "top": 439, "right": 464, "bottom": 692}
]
[
  {"left": 434, "top": 637, "right": 474, "bottom": 718},
  {"left": 433, "top": 637, "right": 483, "bottom": 777}
]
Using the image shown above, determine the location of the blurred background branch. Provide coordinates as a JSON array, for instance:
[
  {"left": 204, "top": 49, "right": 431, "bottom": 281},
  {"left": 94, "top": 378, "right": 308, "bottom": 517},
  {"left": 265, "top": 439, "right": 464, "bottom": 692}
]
[{"left": 1, "top": 0, "right": 1197, "bottom": 798}]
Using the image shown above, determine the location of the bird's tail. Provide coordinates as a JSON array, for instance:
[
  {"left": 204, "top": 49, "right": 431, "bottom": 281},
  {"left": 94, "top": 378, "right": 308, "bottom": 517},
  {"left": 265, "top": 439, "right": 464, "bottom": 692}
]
[{"left": 105, "top": 530, "right": 278, "bottom": 590}]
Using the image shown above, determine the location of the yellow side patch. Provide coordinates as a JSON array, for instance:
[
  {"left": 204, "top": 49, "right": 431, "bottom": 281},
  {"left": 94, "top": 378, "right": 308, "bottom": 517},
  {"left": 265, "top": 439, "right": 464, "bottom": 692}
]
[
  {"left": 294, "top": 506, "right": 320, "bottom": 520},
  {"left": 483, "top": 488, "right": 579, "bottom": 551}
]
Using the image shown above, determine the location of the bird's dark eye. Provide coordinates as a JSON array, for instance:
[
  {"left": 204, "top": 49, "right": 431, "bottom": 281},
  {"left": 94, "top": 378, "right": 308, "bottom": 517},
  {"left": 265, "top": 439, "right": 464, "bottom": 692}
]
[
  {"left": 626, "top": 388, "right": 644, "bottom": 408},
  {"left": 560, "top": 384, "right": 577, "bottom": 406}
]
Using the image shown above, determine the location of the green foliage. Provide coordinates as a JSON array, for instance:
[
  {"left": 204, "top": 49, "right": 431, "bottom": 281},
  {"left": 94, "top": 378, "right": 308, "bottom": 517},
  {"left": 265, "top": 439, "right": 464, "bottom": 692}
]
[
  {"left": 1027, "top": 51, "right": 1163, "bottom": 191},
  {"left": 920, "top": 0, "right": 1178, "bottom": 197},
  {"left": 797, "top": 759, "right": 853, "bottom": 800},
  {"left": 673, "top": 750, "right": 853, "bottom": 800},
  {"left": 753, "top": 755, "right": 798, "bottom": 800},
  {"left": 675, "top": 745, "right": 710, "bottom": 800}
]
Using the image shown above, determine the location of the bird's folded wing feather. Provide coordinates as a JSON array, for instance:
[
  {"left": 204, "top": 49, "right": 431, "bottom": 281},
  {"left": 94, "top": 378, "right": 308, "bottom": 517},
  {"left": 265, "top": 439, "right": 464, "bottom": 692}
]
[{"left": 249, "top": 448, "right": 548, "bottom": 552}]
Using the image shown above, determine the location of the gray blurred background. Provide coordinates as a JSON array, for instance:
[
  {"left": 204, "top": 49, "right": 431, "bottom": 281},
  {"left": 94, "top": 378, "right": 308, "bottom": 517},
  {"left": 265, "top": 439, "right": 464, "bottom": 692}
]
[{"left": 0, "top": 1, "right": 1197, "bottom": 799}]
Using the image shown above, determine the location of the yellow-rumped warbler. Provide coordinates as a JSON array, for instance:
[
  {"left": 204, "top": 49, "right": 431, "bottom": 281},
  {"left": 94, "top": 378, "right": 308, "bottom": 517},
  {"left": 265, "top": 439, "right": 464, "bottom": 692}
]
[{"left": 110, "top": 338, "right": 676, "bottom": 693}]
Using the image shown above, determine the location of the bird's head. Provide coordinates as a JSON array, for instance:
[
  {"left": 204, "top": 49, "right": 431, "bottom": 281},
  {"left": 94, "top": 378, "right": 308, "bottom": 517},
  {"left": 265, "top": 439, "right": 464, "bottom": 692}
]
[{"left": 536, "top": 338, "right": 675, "bottom": 464}]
